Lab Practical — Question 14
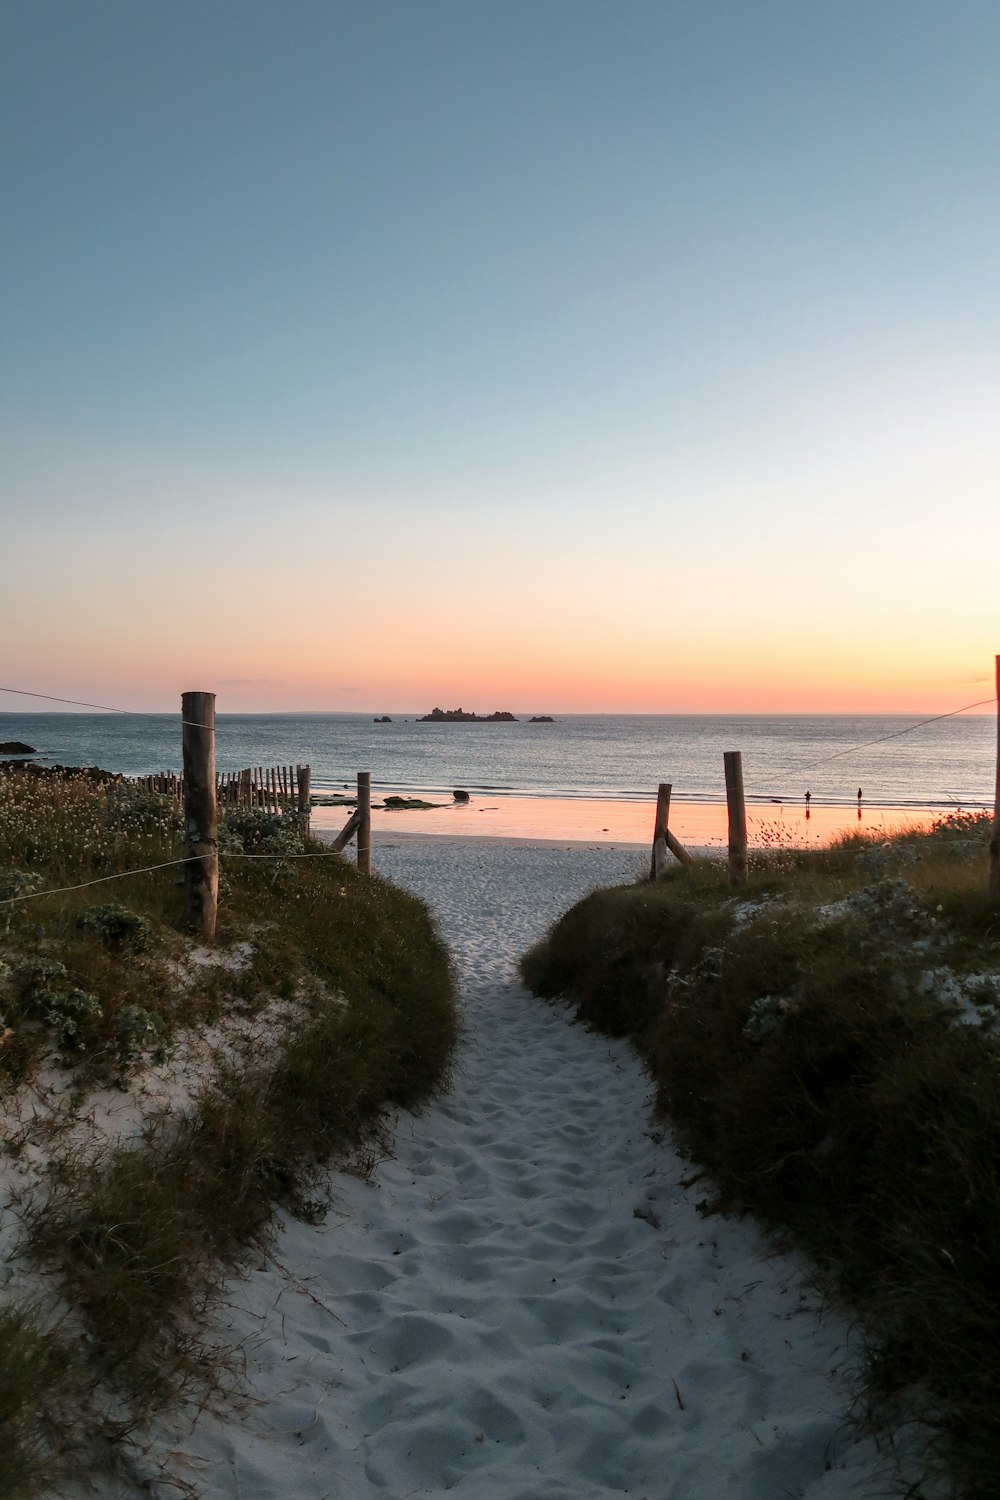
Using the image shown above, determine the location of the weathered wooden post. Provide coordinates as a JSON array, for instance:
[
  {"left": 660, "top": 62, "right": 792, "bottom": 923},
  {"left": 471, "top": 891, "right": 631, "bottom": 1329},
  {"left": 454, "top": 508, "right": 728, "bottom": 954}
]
[
  {"left": 357, "top": 770, "right": 371, "bottom": 874},
  {"left": 666, "top": 829, "right": 695, "bottom": 866},
  {"left": 724, "top": 750, "right": 748, "bottom": 886},
  {"left": 651, "top": 782, "right": 671, "bottom": 881},
  {"left": 297, "top": 764, "right": 311, "bottom": 832},
  {"left": 182, "top": 691, "right": 218, "bottom": 939},
  {"left": 989, "top": 656, "right": 1000, "bottom": 903},
  {"left": 330, "top": 808, "right": 361, "bottom": 853}
]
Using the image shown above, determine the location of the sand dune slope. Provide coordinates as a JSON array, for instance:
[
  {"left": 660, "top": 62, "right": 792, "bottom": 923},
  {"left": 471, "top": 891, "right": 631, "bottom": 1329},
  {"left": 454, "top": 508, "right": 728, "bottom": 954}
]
[{"left": 122, "top": 841, "right": 895, "bottom": 1499}]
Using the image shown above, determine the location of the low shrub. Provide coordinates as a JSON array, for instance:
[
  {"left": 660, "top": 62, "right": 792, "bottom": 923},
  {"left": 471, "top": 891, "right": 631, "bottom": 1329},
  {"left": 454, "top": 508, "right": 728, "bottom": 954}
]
[
  {"left": 76, "top": 903, "right": 152, "bottom": 952},
  {"left": 12, "top": 959, "right": 103, "bottom": 1057},
  {"left": 219, "top": 805, "right": 307, "bottom": 857}
]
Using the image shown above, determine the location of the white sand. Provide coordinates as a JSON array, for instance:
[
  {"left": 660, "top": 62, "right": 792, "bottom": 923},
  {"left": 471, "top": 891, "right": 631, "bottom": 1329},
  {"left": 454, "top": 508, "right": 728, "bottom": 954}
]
[{"left": 115, "top": 838, "right": 901, "bottom": 1499}]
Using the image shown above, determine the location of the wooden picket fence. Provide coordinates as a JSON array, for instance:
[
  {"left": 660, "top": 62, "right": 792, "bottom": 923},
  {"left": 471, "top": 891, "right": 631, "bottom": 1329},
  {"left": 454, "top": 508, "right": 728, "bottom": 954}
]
[
  {"left": 136, "top": 764, "right": 311, "bottom": 817},
  {"left": 135, "top": 771, "right": 183, "bottom": 801},
  {"left": 217, "top": 764, "right": 310, "bottom": 815}
]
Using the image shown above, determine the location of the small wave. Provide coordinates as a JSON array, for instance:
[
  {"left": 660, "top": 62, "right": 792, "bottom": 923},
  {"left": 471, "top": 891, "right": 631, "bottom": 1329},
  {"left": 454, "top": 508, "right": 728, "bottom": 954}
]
[{"left": 307, "top": 777, "right": 989, "bottom": 812}]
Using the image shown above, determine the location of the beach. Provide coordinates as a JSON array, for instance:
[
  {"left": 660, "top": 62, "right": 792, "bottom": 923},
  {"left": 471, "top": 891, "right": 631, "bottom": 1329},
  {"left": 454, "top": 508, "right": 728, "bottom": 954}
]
[
  {"left": 107, "top": 833, "right": 905, "bottom": 1500},
  {"left": 5, "top": 2, "right": 995, "bottom": 1487},
  {"left": 310, "top": 793, "right": 936, "bottom": 850}
]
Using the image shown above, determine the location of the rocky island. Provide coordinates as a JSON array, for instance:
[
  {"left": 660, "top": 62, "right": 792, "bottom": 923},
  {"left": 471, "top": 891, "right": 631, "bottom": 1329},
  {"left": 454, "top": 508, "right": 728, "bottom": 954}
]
[{"left": 418, "top": 708, "right": 518, "bottom": 722}]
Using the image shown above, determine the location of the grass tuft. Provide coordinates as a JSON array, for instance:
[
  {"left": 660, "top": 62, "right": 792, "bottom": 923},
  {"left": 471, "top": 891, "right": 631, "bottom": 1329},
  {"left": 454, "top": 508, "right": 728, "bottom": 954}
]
[{"left": 0, "top": 1304, "right": 77, "bottom": 1500}]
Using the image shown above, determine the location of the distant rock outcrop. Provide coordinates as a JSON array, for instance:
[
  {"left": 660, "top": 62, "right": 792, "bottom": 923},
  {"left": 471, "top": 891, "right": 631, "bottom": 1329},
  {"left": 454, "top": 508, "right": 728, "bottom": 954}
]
[
  {"left": 418, "top": 708, "right": 518, "bottom": 722},
  {"left": 0, "top": 761, "right": 122, "bottom": 784},
  {"left": 373, "top": 716, "right": 392, "bottom": 723},
  {"left": 0, "top": 741, "right": 35, "bottom": 754},
  {"left": 383, "top": 795, "right": 444, "bottom": 810},
  {"left": 528, "top": 716, "right": 555, "bottom": 723}
]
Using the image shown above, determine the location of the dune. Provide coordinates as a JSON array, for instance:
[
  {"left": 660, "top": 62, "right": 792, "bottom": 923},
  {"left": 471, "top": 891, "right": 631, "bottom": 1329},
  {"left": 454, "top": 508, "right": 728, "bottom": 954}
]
[{"left": 119, "top": 837, "right": 902, "bottom": 1499}]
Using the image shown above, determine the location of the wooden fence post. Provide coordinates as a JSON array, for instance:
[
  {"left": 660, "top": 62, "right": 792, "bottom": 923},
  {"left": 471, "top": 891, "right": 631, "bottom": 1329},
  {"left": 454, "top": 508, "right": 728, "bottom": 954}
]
[
  {"left": 650, "top": 782, "right": 671, "bottom": 881},
  {"left": 330, "top": 808, "right": 361, "bottom": 853},
  {"left": 182, "top": 691, "right": 218, "bottom": 939},
  {"left": 989, "top": 656, "right": 1000, "bottom": 903},
  {"left": 357, "top": 771, "right": 371, "bottom": 874},
  {"left": 297, "top": 764, "right": 311, "bottom": 831},
  {"left": 724, "top": 750, "right": 748, "bottom": 886},
  {"left": 666, "top": 829, "right": 696, "bottom": 867}
]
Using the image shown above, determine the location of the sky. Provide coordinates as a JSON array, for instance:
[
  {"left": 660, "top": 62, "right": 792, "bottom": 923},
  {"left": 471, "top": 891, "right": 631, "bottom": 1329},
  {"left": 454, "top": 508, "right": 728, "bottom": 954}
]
[{"left": 2, "top": 0, "right": 999, "bottom": 714}]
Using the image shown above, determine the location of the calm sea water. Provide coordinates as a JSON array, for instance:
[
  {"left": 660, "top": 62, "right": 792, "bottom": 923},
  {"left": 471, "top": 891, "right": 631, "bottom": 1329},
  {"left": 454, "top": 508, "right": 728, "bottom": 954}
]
[{"left": 0, "top": 711, "right": 994, "bottom": 810}]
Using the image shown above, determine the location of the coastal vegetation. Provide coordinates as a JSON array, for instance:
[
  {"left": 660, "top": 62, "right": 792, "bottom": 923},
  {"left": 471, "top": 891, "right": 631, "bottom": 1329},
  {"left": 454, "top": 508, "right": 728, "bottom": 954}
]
[
  {"left": 521, "top": 811, "right": 1000, "bottom": 1500},
  {"left": 0, "top": 766, "right": 457, "bottom": 1496}
]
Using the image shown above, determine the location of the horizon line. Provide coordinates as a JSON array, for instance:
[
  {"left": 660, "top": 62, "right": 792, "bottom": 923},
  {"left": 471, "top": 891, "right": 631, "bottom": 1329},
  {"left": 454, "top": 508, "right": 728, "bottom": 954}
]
[{"left": 1, "top": 707, "right": 994, "bottom": 720}]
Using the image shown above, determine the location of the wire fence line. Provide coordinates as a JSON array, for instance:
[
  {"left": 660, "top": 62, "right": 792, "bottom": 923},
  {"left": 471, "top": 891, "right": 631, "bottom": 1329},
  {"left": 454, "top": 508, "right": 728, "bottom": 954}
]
[
  {"left": 0, "top": 850, "right": 357, "bottom": 909},
  {"left": 0, "top": 685, "right": 213, "bottom": 731},
  {"left": 803, "top": 698, "right": 995, "bottom": 771},
  {"left": 3, "top": 680, "right": 996, "bottom": 790},
  {"left": 3, "top": 678, "right": 998, "bottom": 911},
  {"left": 0, "top": 687, "right": 319, "bottom": 920}
]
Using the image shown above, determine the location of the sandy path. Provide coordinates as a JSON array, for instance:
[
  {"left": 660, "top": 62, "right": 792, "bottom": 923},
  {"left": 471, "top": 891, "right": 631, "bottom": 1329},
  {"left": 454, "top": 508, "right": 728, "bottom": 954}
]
[{"left": 127, "top": 840, "right": 892, "bottom": 1500}]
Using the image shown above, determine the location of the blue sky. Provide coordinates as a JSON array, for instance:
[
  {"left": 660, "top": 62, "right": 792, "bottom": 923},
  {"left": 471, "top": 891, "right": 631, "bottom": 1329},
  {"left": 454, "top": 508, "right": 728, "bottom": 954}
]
[{"left": 3, "top": 1, "right": 999, "bottom": 711}]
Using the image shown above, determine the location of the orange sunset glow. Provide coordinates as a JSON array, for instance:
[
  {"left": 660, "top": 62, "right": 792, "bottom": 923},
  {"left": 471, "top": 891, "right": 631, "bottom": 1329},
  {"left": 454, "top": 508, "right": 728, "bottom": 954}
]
[{"left": 2, "top": 4, "right": 997, "bottom": 723}]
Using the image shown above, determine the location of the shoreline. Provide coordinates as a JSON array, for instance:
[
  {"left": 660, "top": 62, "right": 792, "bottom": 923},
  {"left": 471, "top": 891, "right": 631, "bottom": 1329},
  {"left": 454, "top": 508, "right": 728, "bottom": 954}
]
[
  {"left": 311, "top": 791, "right": 942, "bottom": 850},
  {"left": 330, "top": 829, "right": 655, "bottom": 852}
]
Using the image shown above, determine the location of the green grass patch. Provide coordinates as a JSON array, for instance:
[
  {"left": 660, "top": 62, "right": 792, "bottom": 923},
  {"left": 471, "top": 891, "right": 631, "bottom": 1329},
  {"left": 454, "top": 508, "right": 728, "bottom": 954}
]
[{"left": 520, "top": 813, "right": 1000, "bottom": 1500}]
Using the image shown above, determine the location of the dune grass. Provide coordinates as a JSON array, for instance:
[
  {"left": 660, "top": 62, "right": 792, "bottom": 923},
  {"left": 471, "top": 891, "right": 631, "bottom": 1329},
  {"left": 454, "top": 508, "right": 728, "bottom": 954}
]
[
  {"left": 22, "top": 861, "right": 457, "bottom": 1413},
  {"left": 0, "top": 772, "right": 192, "bottom": 1082},
  {"left": 1, "top": 767, "right": 457, "bottom": 1488},
  {"left": 0, "top": 1304, "right": 78, "bottom": 1500},
  {"left": 520, "top": 812, "right": 1000, "bottom": 1500}
]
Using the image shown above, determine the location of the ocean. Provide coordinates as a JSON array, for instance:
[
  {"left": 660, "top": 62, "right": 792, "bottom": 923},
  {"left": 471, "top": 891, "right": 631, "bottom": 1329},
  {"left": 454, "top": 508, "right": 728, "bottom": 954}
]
[{"left": 1, "top": 710, "right": 994, "bottom": 810}]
